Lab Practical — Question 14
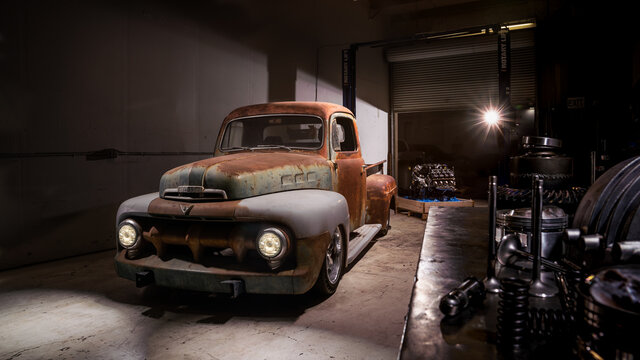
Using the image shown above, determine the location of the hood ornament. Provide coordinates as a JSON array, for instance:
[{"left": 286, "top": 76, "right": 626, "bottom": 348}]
[{"left": 180, "top": 204, "right": 194, "bottom": 215}]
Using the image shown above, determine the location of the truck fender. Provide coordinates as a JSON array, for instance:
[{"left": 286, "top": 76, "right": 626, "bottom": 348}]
[
  {"left": 365, "top": 174, "right": 397, "bottom": 231},
  {"left": 116, "top": 192, "right": 159, "bottom": 226},
  {"left": 235, "top": 189, "right": 350, "bottom": 241}
]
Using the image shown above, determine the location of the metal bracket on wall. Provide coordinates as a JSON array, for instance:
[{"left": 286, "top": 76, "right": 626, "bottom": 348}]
[{"left": 342, "top": 45, "right": 358, "bottom": 116}]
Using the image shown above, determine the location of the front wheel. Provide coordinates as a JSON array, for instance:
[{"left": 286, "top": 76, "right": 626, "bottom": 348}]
[{"left": 312, "top": 227, "right": 345, "bottom": 295}]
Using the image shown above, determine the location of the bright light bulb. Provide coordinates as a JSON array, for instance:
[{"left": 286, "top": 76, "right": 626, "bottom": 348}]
[
  {"left": 258, "top": 232, "right": 282, "bottom": 258},
  {"left": 483, "top": 110, "right": 500, "bottom": 125},
  {"left": 118, "top": 224, "right": 137, "bottom": 247}
]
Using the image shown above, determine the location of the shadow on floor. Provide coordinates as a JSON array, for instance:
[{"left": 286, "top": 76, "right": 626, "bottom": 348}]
[{"left": 128, "top": 284, "right": 329, "bottom": 324}]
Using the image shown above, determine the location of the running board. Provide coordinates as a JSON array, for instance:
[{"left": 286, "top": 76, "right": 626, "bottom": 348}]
[{"left": 347, "top": 224, "right": 382, "bottom": 265}]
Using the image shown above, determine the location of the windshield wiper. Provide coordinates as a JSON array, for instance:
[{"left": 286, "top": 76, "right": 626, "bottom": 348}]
[
  {"left": 225, "top": 146, "right": 254, "bottom": 152},
  {"left": 253, "top": 144, "right": 293, "bottom": 151}
]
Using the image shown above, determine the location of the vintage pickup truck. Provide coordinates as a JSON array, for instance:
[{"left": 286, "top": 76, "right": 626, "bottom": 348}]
[{"left": 115, "top": 102, "right": 397, "bottom": 296}]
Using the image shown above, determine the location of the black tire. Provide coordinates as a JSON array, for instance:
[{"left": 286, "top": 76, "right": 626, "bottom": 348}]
[
  {"left": 377, "top": 206, "right": 392, "bottom": 237},
  {"left": 312, "top": 227, "right": 345, "bottom": 295},
  {"left": 377, "top": 227, "right": 388, "bottom": 237}
]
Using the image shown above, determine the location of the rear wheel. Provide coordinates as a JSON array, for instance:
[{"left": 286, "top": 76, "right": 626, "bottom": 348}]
[
  {"left": 313, "top": 227, "right": 345, "bottom": 295},
  {"left": 377, "top": 205, "right": 392, "bottom": 237}
]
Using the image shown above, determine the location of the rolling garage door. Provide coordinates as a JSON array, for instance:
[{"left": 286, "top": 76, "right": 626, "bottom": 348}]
[{"left": 387, "top": 29, "right": 535, "bottom": 112}]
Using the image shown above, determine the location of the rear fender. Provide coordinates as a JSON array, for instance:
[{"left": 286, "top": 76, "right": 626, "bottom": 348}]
[{"left": 365, "top": 174, "right": 397, "bottom": 230}]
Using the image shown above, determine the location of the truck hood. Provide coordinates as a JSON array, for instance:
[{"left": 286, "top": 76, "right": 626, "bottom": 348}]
[{"left": 159, "top": 152, "right": 334, "bottom": 200}]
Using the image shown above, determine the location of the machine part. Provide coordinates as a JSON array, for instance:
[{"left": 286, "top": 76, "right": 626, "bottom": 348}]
[
  {"left": 497, "top": 186, "right": 586, "bottom": 207},
  {"left": 575, "top": 265, "right": 640, "bottom": 359},
  {"left": 521, "top": 136, "right": 562, "bottom": 150},
  {"left": 485, "top": 176, "right": 502, "bottom": 293},
  {"left": 555, "top": 271, "right": 580, "bottom": 314},
  {"left": 590, "top": 151, "right": 597, "bottom": 185},
  {"left": 612, "top": 241, "right": 640, "bottom": 262},
  {"left": 528, "top": 307, "right": 574, "bottom": 339},
  {"left": 579, "top": 234, "right": 603, "bottom": 252},
  {"left": 439, "top": 276, "right": 486, "bottom": 317},
  {"left": 497, "top": 278, "right": 530, "bottom": 354},
  {"left": 496, "top": 234, "right": 568, "bottom": 273},
  {"left": 409, "top": 163, "right": 456, "bottom": 201},
  {"left": 496, "top": 205, "right": 568, "bottom": 260},
  {"left": 568, "top": 155, "right": 640, "bottom": 269},
  {"left": 510, "top": 136, "right": 573, "bottom": 190},
  {"left": 529, "top": 177, "right": 558, "bottom": 298},
  {"left": 573, "top": 156, "right": 640, "bottom": 246}
]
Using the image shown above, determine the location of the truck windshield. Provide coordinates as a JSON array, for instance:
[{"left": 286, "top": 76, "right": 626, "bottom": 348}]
[{"left": 220, "top": 115, "right": 324, "bottom": 151}]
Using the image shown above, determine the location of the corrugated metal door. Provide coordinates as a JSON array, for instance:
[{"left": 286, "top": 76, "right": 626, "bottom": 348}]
[{"left": 387, "top": 29, "right": 535, "bottom": 112}]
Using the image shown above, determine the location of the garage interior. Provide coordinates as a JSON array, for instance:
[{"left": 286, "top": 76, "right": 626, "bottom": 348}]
[{"left": 2, "top": 0, "right": 640, "bottom": 359}]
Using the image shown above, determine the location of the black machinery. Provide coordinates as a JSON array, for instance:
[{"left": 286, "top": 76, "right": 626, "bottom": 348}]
[
  {"left": 498, "top": 136, "right": 586, "bottom": 215},
  {"left": 441, "top": 155, "right": 640, "bottom": 359}
]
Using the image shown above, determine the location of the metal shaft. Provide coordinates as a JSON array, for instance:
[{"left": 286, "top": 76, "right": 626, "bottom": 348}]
[
  {"left": 496, "top": 233, "right": 569, "bottom": 273},
  {"left": 488, "top": 175, "right": 498, "bottom": 261},
  {"left": 511, "top": 248, "right": 566, "bottom": 273},
  {"left": 528, "top": 176, "right": 557, "bottom": 297},
  {"left": 484, "top": 176, "right": 501, "bottom": 293},
  {"left": 531, "top": 176, "right": 543, "bottom": 282}
]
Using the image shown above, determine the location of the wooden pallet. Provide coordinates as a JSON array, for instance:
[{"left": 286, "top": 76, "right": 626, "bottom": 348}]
[{"left": 396, "top": 196, "right": 475, "bottom": 220}]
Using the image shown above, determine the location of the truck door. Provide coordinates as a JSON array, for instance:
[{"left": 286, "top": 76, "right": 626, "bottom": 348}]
[{"left": 330, "top": 114, "right": 366, "bottom": 232}]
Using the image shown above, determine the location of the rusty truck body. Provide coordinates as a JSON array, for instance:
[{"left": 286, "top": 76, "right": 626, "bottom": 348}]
[{"left": 114, "top": 102, "right": 397, "bottom": 296}]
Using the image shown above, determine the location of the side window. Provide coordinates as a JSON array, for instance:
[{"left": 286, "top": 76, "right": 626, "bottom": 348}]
[
  {"left": 332, "top": 117, "right": 357, "bottom": 152},
  {"left": 222, "top": 122, "right": 244, "bottom": 148}
]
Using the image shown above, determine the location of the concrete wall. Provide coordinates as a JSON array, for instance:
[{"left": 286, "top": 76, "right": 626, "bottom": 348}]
[{"left": 0, "top": 0, "right": 390, "bottom": 269}]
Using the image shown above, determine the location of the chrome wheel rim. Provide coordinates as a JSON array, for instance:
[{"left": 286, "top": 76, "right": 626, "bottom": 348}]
[{"left": 326, "top": 228, "right": 343, "bottom": 285}]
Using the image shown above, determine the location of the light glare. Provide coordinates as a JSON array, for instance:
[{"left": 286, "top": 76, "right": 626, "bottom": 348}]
[{"left": 484, "top": 110, "right": 500, "bottom": 125}]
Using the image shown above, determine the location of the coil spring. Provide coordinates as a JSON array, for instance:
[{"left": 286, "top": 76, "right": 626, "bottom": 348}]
[
  {"left": 528, "top": 308, "right": 574, "bottom": 339},
  {"left": 497, "top": 278, "right": 530, "bottom": 354}
]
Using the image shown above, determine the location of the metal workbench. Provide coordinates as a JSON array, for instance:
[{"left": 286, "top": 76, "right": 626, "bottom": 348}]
[{"left": 398, "top": 207, "right": 566, "bottom": 360}]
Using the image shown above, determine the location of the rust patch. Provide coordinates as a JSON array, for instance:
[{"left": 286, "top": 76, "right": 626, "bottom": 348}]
[
  {"left": 335, "top": 153, "right": 366, "bottom": 231},
  {"left": 148, "top": 197, "right": 240, "bottom": 218},
  {"left": 164, "top": 153, "right": 260, "bottom": 175},
  {"left": 365, "top": 174, "right": 398, "bottom": 230},
  {"left": 224, "top": 102, "right": 352, "bottom": 122},
  {"left": 291, "top": 231, "right": 332, "bottom": 294},
  {"left": 143, "top": 223, "right": 255, "bottom": 264},
  {"left": 211, "top": 152, "right": 328, "bottom": 177}
]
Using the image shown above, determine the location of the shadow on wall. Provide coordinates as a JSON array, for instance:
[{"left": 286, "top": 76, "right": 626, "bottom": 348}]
[{"left": 0, "top": 0, "right": 388, "bottom": 270}]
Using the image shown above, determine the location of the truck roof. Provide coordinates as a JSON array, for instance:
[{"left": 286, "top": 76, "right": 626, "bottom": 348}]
[{"left": 225, "top": 102, "right": 354, "bottom": 121}]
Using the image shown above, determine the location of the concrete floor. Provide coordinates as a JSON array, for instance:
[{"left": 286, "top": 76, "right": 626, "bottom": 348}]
[{"left": 0, "top": 213, "right": 425, "bottom": 360}]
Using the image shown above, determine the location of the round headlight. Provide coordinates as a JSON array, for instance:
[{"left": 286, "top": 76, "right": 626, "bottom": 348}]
[
  {"left": 257, "top": 228, "right": 287, "bottom": 259},
  {"left": 118, "top": 220, "right": 141, "bottom": 249}
]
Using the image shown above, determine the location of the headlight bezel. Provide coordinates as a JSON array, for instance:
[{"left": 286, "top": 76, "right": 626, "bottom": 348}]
[
  {"left": 118, "top": 219, "right": 142, "bottom": 249},
  {"left": 256, "top": 227, "right": 290, "bottom": 264}
]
